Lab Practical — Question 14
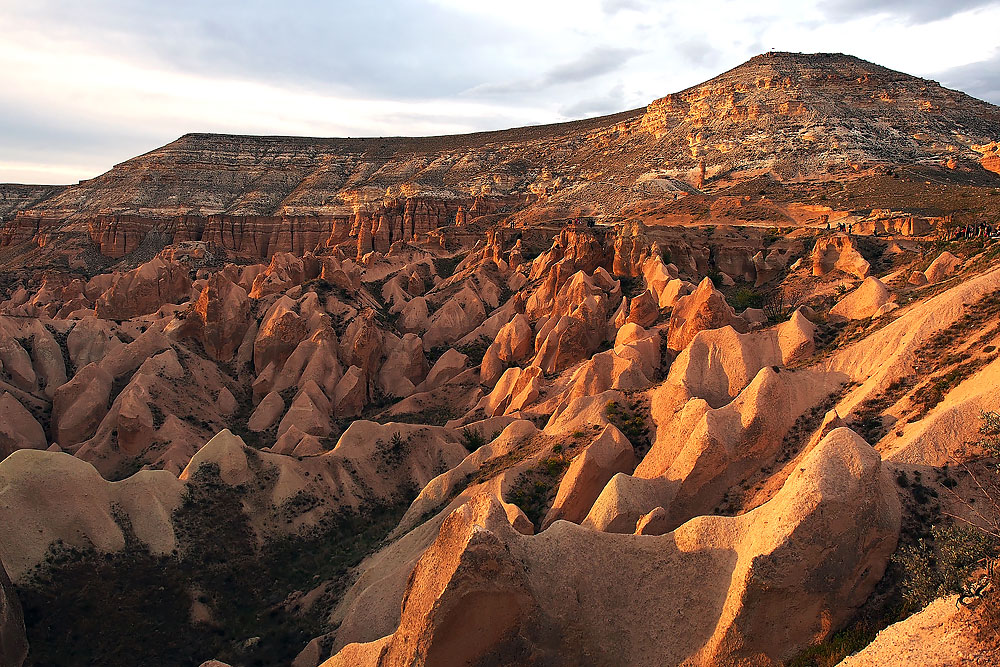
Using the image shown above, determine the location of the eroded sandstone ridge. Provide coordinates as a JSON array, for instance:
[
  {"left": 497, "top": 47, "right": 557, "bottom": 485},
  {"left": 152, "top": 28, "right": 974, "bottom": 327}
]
[{"left": 0, "top": 51, "right": 999, "bottom": 667}]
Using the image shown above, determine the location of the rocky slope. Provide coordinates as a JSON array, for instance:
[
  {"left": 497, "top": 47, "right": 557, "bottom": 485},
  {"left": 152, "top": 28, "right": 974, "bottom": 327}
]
[{"left": 0, "top": 52, "right": 998, "bottom": 667}]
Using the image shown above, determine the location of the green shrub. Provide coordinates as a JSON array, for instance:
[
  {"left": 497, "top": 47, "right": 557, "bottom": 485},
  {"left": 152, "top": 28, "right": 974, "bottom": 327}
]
[
  {"left": 460, "top": 428, "right": 487, "bottom": 452},
  {"left": 728, "top": 286, "right": 764, "bottom": 311},
  {"left": 894, "top": 524, "right": 998, "bottom": 612}
]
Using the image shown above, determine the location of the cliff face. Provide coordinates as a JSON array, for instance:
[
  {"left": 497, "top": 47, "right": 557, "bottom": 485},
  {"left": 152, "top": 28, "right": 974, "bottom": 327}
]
[
  {"left": 0, "top": 184, "right": 62, "bottom": 221},
  {"left": 0, "top": 558, "right": 26, "bottom": 667},
  {"left": 1, "top": 52, "right": 999, "bottom": 264}
]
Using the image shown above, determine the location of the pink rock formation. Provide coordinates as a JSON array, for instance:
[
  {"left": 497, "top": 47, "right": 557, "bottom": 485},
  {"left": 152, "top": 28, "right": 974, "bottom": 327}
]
[
  {"left": 0, "top": 393, "right": 46, "bottom": 458},
  {"left": 254, "top": 298, "right": 308, "bottom": 373},
  {"left": 811, "top": 234, "right": 870, "bottom": 279},
  {"left": 172, "top": 273, "right": 251, "bottom": 361},
  {"left": 0, "top": 557, "right": 26, "bottom": 667},
  {"left": 666, "top": 277, "right": 748, "bottom": 352},
  {"left": 51, "top": 363, "right": 113, "bottom": 447},
  {"left": 541, "top": 425, "right": 636, "bottom": 528},
  {"left": 329, "top": 427, "right": 899, "bottom": 666},
  {"left": 924, "top": 250, "right": 961, "bottom": 284},
  {"left": 95, "top": 257, "right": 192, "bottom": 319},
  {"left": 830, "top": 276, "right": 892, "bottom": 319}
]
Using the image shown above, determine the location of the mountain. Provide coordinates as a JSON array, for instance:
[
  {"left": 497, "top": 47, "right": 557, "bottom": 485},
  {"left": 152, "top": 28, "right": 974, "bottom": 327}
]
[{"left": 1, "top": 52, "right": 998, "bottom": 267}]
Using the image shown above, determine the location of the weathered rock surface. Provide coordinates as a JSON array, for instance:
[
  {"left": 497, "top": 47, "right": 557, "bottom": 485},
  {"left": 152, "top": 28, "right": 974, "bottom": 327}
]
[
  {"left": 667, "top": 277, "right": 748, "bottom": 352},
  {"left": 51, "top": 363, "right": 113, "bottom": 447},
  {"left": 95, "top": 257, "right": 192, "bottom": 319},
  {"left": 830, "top": 276, "right": 892, "bottom": 320},
  {"left": 0, "top": 392, "right": 47, "bottom": 458},
  {"left": 541, "top": 425, "right": 635, "bottom": 528},
  {"left": 924, "top": 250, "right": 961, "bottom": 284},
  {"left": 0, "top": 557, "right": 27, "bottom": 667},
  {"left": 0, "top": 449, "right": 183, "bottom": 580},
  {"left": 328, "top": 427, "right": 899, "bottom": 666},
  {"left": 171, "top": 272, "right": 251, "bottom": 360},
  {"left": 812, "top": 234, "right": 870, "bottom": 279}
]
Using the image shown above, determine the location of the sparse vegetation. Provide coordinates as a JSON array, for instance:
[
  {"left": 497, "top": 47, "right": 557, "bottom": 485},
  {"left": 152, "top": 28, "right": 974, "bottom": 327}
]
[
  {"left": 509, "top": 454, "right": 570, "bottom": 528},
  {"left": 727, "top": 285, "right": 764, "bottom": 311},
  {"left": 895, "top": 524, "right": 998, "bottom": 612},
  {"left": 461, "top": 427, "right": 487, "bottom": 452},
  {"left": 456, "top": 336, "right": 492, "bottom": 366},
  {"left": 18, "top": 461, "right": 409, "bottom": 667},
  {"left": 605, "top": 399, "right": 652, "bottom": 457}
]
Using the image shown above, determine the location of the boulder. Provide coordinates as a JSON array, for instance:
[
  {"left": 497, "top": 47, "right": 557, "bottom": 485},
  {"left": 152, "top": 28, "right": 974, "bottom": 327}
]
[
  {"left": 924, "top": 251, "right": 961, "bottom": 284},
  {"left": 830, "top": 276, "right": 892, "bottom": 320}
]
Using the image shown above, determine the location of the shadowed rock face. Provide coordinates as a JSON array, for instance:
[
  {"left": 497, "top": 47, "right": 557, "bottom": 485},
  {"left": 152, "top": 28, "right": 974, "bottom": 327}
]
[{"left": 0, "top": 558, "right": 27, "bottom": 667}]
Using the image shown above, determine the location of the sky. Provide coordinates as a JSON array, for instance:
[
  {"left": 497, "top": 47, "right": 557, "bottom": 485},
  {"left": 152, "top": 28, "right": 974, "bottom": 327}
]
[{"left": 1, "top": 0, "right": 999, "bottom": 185}]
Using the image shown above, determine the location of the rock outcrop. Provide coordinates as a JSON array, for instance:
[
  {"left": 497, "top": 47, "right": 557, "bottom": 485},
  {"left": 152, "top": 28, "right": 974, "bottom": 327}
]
[
  {"left": 924, "top": 250, "right": 961, "bottom": 284},
  {"left": 328, "top": 427, "right": 899, "bottom": 666},
  {"left": 830, "top": 276, "right": 892, "bottom": 320},
  {"left": 812, "top": 234, "right": 870, "bottom": 279},
  {"left": 666, "top": 277, "right": 747, "bottom": 352},
  {"left": 94, "top": 258, "right": 192, "bottom": 319},
  {"left": 0, "top": 392, "right": 47, "bottom": 458},
  {"left": 171, "top": 272, "right": 251, "bottom": 361},
  {"left": 0, "top": 557, "right": 26, "bottom": 667}
]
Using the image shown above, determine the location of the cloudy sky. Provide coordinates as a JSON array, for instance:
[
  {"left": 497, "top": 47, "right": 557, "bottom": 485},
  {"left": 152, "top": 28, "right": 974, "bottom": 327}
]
[{"left": 2, "top": 0, "right": 999, "bottom": 184}]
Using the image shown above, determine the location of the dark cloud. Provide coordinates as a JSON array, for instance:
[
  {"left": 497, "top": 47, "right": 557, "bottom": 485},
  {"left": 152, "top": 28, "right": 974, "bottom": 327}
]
[
  {"left": 820, "top": 0, "right": 1000, "bottom": 24},
  {"left": 674, "top": 38, "right": 721, "bottom": 67},
  {"left": 937, "top": 50, "right": 1000, "bottom": 105},
  {"left": 558, "top": 84, "right": 627, "bottom": 117},
  {"left": 11, "top": 0, "right": 520, "bottom": 99},
  {"left": 469, "top": 46, "right": 640, "bottom": 96},
  {"left": 543, "top": 47, "right": 641, "bottom": 85}
]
